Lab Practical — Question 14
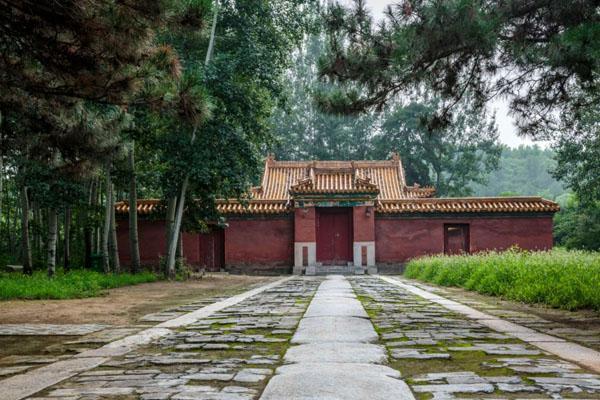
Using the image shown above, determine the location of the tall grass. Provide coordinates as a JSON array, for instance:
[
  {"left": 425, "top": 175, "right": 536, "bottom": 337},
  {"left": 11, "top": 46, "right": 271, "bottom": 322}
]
[
  {"left": 404, "top": 249, "right": 600, "bottom": 310},
  {"left": 0, "top": 269, "right": 159, "bottom": 300}
]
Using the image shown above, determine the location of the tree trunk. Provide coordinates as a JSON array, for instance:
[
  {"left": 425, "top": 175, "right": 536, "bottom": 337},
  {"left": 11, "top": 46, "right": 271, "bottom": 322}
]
[
  {"left": 102, "top": 165, "right": 112, "bottom": 273},
  {"left": 46, "top": 208, "right": 58, "bottom": 277},
  {"left": 166, "top": 1, "right": 220, "bottom": 278},
  {"left": 164, "top": 196, "right": 177, "bottom": 277},
  {"left": 4, "top": 182, "right": 11, "bottom": 250},
  {"left": 166, "top": 181, "right": 188, "bottom": 280},
  {"left": 128, "top": 141, "right": 140, "bottom": 273},
  {"left": 95, "top": 186, "right": 101, "bottom": 254},
  {"left": 32, "top": 202, "right": 41, "bottom": 258},
  {"left": 64, "top": 207, "right": 71, "bottom": 271},
  {"left": 109, "top": 183, "right": 120, "bottom": 273},
  {"left": 84, "top": 178, "right": 96, "bottom": 269},
  {"left": 176, "top": 228, "right": 183, "bottom": 259},
  {"left": 20, "top": 186, "right": 32, "bottom": 275}
]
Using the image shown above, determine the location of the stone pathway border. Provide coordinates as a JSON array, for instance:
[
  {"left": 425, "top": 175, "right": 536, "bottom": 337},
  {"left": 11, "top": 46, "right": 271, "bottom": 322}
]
[
  {"left": 0, "top": 276, "right": 293, "bottom": 400},
  {"left": 379, "top": 275, "right": 600, "bottom": 373}
]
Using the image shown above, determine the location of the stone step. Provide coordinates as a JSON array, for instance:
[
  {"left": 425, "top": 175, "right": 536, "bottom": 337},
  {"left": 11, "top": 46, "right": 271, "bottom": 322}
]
[
  {"left": 314, "top": 266, "right": 358, "bottom": 276},
  {"left": 304, "top": 265, "right": 373, "bottom": 276}
]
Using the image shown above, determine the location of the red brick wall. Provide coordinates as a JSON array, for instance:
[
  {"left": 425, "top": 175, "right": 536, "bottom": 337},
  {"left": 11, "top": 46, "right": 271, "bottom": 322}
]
[
  {"left": 117, "top": 219, "right": 200, "bottom": 267},
  {"left": 224, "top": 218, "right": 294, "bottom": 271},
  {"left": 353, "top": 206, "right": 375, "bottom": 242},
  {"left": 375, "top": 216, "right": 554, "bottom": 263},
  {"left": 294, "top": 207, "right": 316, "bottom": 242}
]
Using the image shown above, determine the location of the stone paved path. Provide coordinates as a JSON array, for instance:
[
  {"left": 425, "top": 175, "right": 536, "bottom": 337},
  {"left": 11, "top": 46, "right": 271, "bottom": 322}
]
[
  {"left": 351, "top": 276, "right": 600, "bottom": 400},
  {"left": 397, "top": 277, "right": 600, "bottom": 352},
  {"left": 19, "top": 277, "right": 319, "bottom": 400},
  {"left": 260, "top": 275, "right": 414, "bottom": 400},
  {"left": 2, "top": 275, "right": 600, "bottom": 400},
  {"left": 1, "top": 277, "right": 297, "bottom": 400}
]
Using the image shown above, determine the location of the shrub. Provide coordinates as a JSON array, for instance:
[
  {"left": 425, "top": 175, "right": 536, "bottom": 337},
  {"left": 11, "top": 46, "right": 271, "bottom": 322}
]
[
  {"left": 404, "top": 248, "right": 600, "bottom": 310},
  {"left": 0, "top": 269, "right": 159, "bottom": 300}
]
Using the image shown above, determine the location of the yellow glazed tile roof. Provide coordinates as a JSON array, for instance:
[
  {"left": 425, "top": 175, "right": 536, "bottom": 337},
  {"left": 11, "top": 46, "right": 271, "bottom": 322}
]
[
  {"left": 377, "top": 197, "right": 560, "bottom": 213},
  {"left": 254, "top": 154, "right": 432, "bottom": 201},
  {"left": 116, "top": 155, "right": 559, "bottom": 215}
]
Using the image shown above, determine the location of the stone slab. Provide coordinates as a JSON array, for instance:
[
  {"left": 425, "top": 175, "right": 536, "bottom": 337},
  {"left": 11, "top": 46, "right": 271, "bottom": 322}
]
[
  {"left": 285, "top": 342, "right": 387, "bottom": 364},
  {"left": 291, "top": 316, "right": 378, "bottom": 344},
  {"left": 0, "top": 324, "right": 107, "bottom": 336},
  {"left": 303, "top": 299, "right": 368, "bottom": 318},
  {"left": 0, "top": 357, "right": 108, "bottom": 400},
  {"left": 261, "top": 363, "right": 414, "bottom": 400}
]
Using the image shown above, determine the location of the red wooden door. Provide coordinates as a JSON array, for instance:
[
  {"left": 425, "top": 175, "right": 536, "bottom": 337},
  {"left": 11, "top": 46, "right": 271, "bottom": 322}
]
[
  {"left": 317, "top": 208, "right": 352, "bottom": 265},
  {"left": 444, "top": 224, "right": 470, "bottom": 255}
]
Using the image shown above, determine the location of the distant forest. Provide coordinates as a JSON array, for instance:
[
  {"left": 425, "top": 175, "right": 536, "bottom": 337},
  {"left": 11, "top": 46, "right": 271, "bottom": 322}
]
[{"left": 472, "top": 145, "right": 567, "bottom": 200}]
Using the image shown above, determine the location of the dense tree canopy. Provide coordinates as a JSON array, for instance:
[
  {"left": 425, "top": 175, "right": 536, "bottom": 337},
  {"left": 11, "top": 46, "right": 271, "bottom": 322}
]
[
  {"left": 553, "top": 108, "right": 600, "bottom": 205},
  {"left": 273, "top": 34, "right": 500, "bottom": 196},
  {"left": 375, "top": 101, "right": 500, "bottom": 195},
  {"left": 554, "top": 195, "right": 600, "bottom": 251},
  {"left": 0, "top": 0, "right": 317, "bottom": 275},
  {"left": 272, "top": 36, "right": 377, "bottom": 161},
  {"left": 0, "top": 1, "right": 197, "bottom": 173},
  {"left": 317, "top": 0, "right": 599, "bottom": 136}
]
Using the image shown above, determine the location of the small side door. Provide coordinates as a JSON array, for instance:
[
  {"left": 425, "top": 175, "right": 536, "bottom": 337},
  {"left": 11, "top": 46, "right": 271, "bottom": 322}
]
[{"left": 444, "top": 224, "right": 470, "bottom": 255}]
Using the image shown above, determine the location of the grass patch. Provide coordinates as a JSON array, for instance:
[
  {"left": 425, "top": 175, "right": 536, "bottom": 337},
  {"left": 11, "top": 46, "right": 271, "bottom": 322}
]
[
  {"left": 0, "top": 269, "right": 160, "bottom": 300},
  {"left": 404, "top": 248, "right": 600, "bottom": 310}
]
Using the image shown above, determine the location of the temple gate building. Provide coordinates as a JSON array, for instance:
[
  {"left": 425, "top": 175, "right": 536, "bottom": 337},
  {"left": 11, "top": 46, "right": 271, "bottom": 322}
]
[{"left": 116, "top": 155, "right": 559, "bottom": 274}]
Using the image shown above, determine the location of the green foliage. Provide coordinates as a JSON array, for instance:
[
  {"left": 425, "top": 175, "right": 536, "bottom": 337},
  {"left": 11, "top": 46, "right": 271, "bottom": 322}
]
[
  {"left": 272, "top": 35, "right": 500, "bottom": 196},
  {"left": 134, "top": 0, "right": 318, "bottom": 227},
  {"left": 472, "top": 145, "right": 566, "bottom": 199},
  {"left": 554, "top": 194, "right": 600, "bottom": 251},
  {"left": 553, "top": 108, "right": 600, "bottom": 205},
  {"left": 272, "top": 35, "right": 377, "bottom": 161},
  {"left": 0, "top": 269, "right": 159, "bottom": 300},
  {"left": 318, "top": 0, "right": 599, "bottom": 139},
  {"left": 404, "top": 249, "right": 600, "bottom": 310},
  {"left": 375, "top": 100, "right": 500, "bottom": 196}
]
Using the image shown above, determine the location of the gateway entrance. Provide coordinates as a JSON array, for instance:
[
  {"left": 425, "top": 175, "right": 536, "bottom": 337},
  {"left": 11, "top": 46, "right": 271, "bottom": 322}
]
[{"left": 316, "top": 207, "right": 353, "bottom": 265}]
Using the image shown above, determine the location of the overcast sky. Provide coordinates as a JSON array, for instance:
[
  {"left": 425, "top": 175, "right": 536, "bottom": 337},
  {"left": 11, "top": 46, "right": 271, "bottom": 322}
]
[{"left": 351, "top": 0, "right": 539, "bottom": 148}]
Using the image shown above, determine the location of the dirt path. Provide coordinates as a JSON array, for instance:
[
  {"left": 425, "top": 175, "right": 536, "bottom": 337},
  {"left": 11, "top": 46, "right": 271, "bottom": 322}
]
[{"left": 0, "top": 274, "right": 274, "bottom": 325}]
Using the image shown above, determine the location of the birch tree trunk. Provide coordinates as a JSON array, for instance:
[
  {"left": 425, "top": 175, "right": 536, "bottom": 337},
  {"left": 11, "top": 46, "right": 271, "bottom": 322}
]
[
  {"left": 128, "top": 141, "right": 140, "bottom": 273},
  {"left": 176, "top": 228, "right": 183, "bottom": 259},
  {"left": 166, "top": 0, "right": 220, "bottom": 277},
  {"left": 166, "top": 177, "right": 188, "bottom": 279},
  {"left": 164, "top": 196, "right": 177, "bottom": 277},
  {"left": 64, "top": 207, "right": 71, "bottom": 271},
  {"left": 95, "top": 186, "right": 101, "bottom": 254},
  {"left": 84, "top": 178, "right": 96, "bottom": 269},
  {"left": 20, "top": 186, "right": 32, "bottom": 275},
  {"left": 109, "top": 183, "right": 120, "bottom": 273},
  {"left": 5, "top": 184, "right": 11, "bottom": 249},
  {"left": 102, "top": 165, "right": 112, "bottom": 273},
  {"left": 47, "top": 208, "right": 58, "bottom": 277},
  {"left": 32, "top": 202, "right": 41, "bottom": 258}
]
